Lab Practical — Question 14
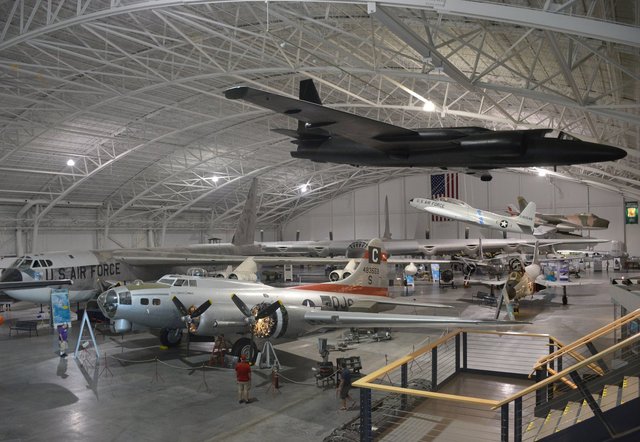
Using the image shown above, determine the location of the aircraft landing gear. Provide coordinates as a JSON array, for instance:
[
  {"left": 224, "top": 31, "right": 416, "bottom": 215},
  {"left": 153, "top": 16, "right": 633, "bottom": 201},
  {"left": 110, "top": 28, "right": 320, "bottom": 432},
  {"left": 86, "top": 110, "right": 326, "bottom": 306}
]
[
  {"left": 160, "top": 328, "right": 183, "bottom": 347},
  {"left": 232, "top": 337, "right": 258, "bottom": 363}
]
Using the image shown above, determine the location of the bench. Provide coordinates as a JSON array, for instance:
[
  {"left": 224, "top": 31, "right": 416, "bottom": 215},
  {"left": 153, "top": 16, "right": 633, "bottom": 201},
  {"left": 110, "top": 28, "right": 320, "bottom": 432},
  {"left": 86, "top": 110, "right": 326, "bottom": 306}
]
[{"left": 9, "top": 320, "right": 39, "bottom": 337}]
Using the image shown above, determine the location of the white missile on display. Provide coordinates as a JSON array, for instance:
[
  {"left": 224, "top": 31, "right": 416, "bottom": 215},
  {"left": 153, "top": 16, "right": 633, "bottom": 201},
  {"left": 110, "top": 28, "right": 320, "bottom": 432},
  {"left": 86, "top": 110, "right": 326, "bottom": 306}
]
[{"left": 410, "top": 197, "right": 537, "bottom": 236}]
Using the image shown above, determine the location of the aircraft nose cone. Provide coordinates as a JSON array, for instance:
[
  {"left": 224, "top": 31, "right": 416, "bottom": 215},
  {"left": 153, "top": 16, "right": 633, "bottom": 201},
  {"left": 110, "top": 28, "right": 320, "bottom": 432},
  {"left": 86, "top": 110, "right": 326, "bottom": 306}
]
[{"left": 0, "top": 268, "right": 23, "bottom": 283}]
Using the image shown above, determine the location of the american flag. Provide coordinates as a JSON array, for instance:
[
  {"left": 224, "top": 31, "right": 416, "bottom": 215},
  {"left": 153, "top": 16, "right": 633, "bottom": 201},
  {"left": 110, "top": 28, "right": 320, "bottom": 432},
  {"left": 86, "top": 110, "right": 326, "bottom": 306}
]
[{"left": 430, "top": 173, "right": 459, "bottom": 221}]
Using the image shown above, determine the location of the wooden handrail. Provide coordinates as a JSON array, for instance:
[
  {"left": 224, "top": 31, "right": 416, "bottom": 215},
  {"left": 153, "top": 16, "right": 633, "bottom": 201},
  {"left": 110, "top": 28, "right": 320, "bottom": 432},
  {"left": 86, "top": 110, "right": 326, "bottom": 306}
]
[
  {"left": 495, "top": 332, "right": 640, "bottom": 409},
  {"left": 547, "top": 367, "right": 577, "bottom": 390},
  {"left": 354, "top": 329, "right": 461, "bottom": 386},
  {"left": 532, "top": 309, "right": 640, "bottom": 371},
  {"left": 352, "top": 382, "right": 501, "bottom": 407}
]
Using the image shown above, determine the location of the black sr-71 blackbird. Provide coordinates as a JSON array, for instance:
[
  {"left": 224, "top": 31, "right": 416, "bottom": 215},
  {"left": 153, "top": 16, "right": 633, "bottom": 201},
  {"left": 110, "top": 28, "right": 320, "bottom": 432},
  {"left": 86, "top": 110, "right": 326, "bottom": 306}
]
[{"left": 225, "top": 79, "right": 626, "bottom": 181}]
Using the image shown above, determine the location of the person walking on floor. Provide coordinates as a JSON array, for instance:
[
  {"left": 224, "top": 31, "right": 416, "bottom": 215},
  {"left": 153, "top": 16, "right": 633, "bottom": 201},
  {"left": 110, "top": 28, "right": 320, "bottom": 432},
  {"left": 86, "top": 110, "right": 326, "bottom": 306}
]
[
  {"left": 235, "top": 354, "right": 251, "bottom": 403},
  {"left": 57, "top": 323, "right": 69, "bottom": 358},
  {"left": 337, "top": 361, "right": 355, "bottom": 410}
]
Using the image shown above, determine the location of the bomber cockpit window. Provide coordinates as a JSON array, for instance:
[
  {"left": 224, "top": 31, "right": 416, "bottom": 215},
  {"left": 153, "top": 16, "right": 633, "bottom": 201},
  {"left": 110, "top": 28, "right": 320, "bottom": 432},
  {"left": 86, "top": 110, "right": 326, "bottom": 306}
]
[
  {"left": 32, "top": 261, "right": 41, "bottom": 268},
  {"left": 17, "top": 259, "right": 33, "bottom": 271},
  {"left": 174, "top": 279, "right": 187, "bottom": 286},
  {"left": 189, "top": 280, "right": 197, "bottom": 287},
  {"left": 119, "top": 291, "right": 131, "bottom": 305},
  {"left": 45, "top": 260, "right": 53, "bottom": 267},
  {"left": 158, "top": 278, "right": 176, "bottom": 286}
]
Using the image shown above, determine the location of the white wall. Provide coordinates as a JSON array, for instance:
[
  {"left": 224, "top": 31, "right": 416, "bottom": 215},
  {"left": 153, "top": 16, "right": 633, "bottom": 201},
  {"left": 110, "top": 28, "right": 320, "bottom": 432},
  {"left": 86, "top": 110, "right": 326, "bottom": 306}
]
[{"left": 283, "top": 171, "right": 633, "bottom": 254}]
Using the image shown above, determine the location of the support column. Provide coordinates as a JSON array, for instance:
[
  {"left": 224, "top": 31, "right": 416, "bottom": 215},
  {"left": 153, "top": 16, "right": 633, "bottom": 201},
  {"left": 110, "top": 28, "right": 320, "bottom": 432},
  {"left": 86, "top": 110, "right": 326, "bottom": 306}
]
[
  {"left": 147, "top": 229, "right": 154, "bottom": 248},
  {"left": 514, "top": 397, "right": 522, "bottom": 442},
  {"left": 359, "top": 388, "right": 372, "bottom": 442},
  {"left": 401, "top": 362, "right": 408, "bottom": 411},
  {"left": 15, "top": 228, "right": 24, "bottom": 256},
  {"left": 501, "top": 403, "right": 509, "bottom": 442},
  {"left": 462, "top": 332, "right": 468, "bottom": 370},
  {"left": 431, "top": 346, "right": 438, "bottom": 391},
  {"left": 455, "top": 333, "right": 461, "bottom": 373}
]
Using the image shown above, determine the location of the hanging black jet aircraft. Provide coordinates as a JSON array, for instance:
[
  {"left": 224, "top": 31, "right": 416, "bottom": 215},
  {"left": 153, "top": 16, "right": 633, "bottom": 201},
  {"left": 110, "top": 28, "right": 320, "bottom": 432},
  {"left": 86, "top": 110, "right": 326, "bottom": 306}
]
[{"left": 224, "top": 79, "right": 626, "bottom": 181}]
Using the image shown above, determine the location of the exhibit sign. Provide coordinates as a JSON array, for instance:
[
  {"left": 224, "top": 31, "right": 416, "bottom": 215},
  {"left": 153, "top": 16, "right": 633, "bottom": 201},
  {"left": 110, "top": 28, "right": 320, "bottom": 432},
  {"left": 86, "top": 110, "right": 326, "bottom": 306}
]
[
  {"left": 51, "top": 288, "right": 71, "bottom": 327},
  {"left": 430, "top": 264, "right": 440, "bottom": 281},
  {"left": 625, "top": 201, "right": 638, "bottom": 224}
]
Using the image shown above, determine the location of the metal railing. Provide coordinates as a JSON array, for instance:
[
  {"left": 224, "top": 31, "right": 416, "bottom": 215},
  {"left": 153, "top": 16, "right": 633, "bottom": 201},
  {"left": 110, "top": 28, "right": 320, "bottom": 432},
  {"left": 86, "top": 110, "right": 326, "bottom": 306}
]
[{"left": 353, "top": 309, "right": 640, "bottom": 441}]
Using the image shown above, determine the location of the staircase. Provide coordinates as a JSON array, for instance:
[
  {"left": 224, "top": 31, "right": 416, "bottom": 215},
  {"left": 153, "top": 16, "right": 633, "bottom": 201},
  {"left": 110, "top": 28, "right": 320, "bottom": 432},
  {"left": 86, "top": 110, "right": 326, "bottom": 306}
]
[{"left": 524, "top": 376, "right": 639, "bottom": 440}]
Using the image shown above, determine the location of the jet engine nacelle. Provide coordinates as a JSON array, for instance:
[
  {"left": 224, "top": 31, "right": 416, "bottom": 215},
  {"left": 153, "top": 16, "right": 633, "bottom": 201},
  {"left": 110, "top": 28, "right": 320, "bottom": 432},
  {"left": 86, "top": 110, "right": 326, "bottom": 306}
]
[{"left": 328, "top": 259, "right": 357, "bottom": 281}]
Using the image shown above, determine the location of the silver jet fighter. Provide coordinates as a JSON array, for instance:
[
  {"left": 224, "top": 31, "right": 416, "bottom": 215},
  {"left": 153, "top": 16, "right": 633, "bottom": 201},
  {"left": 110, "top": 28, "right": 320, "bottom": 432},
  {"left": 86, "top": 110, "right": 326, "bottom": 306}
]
[
  {"left": 97, "top": 239, "right": 522, "bottom": 356},
  {"left": 410, "top": 197, "right": 537, "bottom": 236}
]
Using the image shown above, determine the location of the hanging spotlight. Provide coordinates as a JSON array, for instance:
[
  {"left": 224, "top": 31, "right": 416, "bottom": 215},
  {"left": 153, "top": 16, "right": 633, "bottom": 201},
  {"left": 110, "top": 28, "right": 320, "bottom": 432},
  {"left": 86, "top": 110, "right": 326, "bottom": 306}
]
[
  {"left": 299, "top": 184, "right": 309, "bottom": 193},
  {"left": 209, "top": 176, "right": 220, "bottom": 183},
  {"left": 537, "top": 168, "right": 548, "bottom": 177},
  {"left": 66, "top": 159, "right": 75, "bottom": 167},
  {"left": 422, "top": 100, "right": 436, "bottom": 112}
]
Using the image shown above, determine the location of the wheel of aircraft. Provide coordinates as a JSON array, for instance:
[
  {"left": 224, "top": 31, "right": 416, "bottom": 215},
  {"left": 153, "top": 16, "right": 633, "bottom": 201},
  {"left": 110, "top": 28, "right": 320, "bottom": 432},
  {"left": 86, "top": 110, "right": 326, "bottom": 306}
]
[
  {"left": 440, "top": 269, "right": 454, "bottom": 286},
  {"left": 509, "top": 258, "right": 524, "bottom": 272},
  {"left": 231, "top": 337, "right": 258, "bottom": 362},
  {"left": 230, "top": 294, "right": 283, "bottom": 362},
  {"left": 160, "top": 328, "right": 183, "bottom": 347}
]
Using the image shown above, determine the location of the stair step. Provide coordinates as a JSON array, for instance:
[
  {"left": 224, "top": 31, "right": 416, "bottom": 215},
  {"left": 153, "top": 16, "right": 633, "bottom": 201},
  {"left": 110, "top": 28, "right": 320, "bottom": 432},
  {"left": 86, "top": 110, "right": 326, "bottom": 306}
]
[
  {"left": 554, "top": 401, "right": 582, "bottom": 432},
  {"left": 620, "top": 376, "right": 640, "bottom": 404},
  {"left": 576, "top": 399, "right": 593, "bottom": 423},
  {"left": 600, "top": 385, "right": 620, "bottom": 411},
  {"left": 535, "top": 408, "right": 562, "bottom": 439}
]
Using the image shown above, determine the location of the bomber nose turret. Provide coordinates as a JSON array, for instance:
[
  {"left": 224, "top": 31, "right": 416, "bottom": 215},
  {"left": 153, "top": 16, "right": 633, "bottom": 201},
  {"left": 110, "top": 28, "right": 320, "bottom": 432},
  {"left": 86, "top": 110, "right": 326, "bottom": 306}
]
[{"left": 0, "top": 268, "right": 23, "bottom": 283}]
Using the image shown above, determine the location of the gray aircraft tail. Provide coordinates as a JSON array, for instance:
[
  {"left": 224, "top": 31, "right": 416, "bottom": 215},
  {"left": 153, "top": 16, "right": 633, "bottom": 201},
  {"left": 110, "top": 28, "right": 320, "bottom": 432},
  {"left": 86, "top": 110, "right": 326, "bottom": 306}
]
[
  {"left": 231, "top": 178, "right": 258, "bottom": 246},
  {"left": 517, "top": 196, "right": 528, "bottom": 212},
  {"left": 382, "top": 196, "right": 392, "bottom": 240}
]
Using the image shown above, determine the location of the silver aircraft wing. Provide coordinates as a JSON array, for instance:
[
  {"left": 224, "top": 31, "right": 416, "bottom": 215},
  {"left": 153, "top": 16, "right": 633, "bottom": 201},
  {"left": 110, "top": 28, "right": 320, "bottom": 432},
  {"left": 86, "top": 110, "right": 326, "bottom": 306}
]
[
  {"left": 0, "top": 279, "right": 73, "bottom": 290},
  {"left": 350, "top": 298, "right": 454, "bottom": 311},
  {"left": 303, "top": 310, "right": 525, "bottom": 328}
]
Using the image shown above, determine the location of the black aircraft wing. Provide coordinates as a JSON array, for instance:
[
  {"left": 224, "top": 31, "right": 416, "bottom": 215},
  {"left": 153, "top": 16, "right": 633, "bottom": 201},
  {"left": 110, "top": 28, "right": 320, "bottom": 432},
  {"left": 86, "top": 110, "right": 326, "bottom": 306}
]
[{"left": 225, "top": 85, "right": 417, "bottom": 149}]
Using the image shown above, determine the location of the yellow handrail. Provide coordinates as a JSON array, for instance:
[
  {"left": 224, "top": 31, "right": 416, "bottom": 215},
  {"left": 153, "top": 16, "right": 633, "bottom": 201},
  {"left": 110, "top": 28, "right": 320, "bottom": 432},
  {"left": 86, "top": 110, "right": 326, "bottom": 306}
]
[
  {"left": 533, "top": 309, "right": 640, "bottom": 371},
  {"left": 495, "top": 332, "right": 640, "bottom": 409}
]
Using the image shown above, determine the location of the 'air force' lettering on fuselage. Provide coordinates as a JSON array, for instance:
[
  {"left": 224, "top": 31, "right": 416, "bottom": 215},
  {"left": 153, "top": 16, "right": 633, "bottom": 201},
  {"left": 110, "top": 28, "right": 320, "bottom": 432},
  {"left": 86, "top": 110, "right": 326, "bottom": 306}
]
[{"left": 41, "top": 263, "right": 122, "bottom": 280}]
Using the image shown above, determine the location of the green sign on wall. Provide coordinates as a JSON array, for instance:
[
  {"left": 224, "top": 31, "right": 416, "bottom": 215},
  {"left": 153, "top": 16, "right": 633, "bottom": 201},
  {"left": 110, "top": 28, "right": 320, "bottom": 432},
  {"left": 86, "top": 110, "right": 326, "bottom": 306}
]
[{"left": 625, "top": 201, "right": 638, "bottom": 224}]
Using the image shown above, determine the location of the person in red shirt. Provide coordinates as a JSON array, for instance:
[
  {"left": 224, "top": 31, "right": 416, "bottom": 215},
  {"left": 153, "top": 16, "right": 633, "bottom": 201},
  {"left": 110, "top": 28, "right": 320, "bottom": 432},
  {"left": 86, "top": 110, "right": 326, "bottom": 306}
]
[{"left": 235, "top": 354, "right": 252, "bottom": 403}]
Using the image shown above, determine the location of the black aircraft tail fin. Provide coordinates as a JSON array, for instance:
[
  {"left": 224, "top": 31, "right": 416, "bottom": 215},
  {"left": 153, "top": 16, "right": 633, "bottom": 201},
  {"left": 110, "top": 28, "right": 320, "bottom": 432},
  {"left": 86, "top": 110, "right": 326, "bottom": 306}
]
[
  {"left": 297, "top": 79, "right": 322, "bottom": 135},
  {"left": 299, "top": 79, "right": 322, "bottom": 104}
]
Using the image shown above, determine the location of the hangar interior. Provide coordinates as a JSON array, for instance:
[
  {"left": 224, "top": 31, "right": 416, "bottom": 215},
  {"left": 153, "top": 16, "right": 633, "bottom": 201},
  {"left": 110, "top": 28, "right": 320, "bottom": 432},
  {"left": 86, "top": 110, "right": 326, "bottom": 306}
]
[{"left": 0, "top": 1, "right": 639, "bottom": 441}]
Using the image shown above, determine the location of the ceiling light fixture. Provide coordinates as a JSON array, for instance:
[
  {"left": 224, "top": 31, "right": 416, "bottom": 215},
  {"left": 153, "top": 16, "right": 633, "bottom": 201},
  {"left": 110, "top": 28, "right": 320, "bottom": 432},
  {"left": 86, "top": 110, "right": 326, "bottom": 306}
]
[
  {"left": 422, "top": 100, "right": 436, "bottom": 112},
  {"left": 66, "top": 159, "right": 75, "bottom": 167},
  {"left": 537, "top": 168, "right": 548, "bottom": 177},
  {"left": 210, "top": 176, "right": 220, "bottom": 183},
  {"left": 299, "top": 184, "right": 309, "bottom": 193}
]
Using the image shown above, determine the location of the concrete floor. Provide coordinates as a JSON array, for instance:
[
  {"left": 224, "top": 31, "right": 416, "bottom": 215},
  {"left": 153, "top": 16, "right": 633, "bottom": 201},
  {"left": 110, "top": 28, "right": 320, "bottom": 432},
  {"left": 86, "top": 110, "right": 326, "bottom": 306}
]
[{"left": 0, "top": 268, "right": 624, "bottom": 442}]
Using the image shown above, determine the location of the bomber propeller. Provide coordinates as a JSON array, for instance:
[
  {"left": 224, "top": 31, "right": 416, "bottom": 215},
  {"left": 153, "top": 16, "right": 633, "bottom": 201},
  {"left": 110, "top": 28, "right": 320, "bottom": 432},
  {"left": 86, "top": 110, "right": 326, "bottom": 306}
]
[{"left": 172, "top": 296, "right": 212, "bottom": 334}]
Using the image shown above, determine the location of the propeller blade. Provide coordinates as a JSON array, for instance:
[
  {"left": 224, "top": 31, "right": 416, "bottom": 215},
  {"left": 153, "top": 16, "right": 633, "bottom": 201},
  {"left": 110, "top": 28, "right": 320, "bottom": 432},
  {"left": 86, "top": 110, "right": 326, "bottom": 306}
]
[
  {"left": 231, "top": 294, "right": 252, "bottom": 317},
  {"left": 191, "top": 300, "right": 212, "bottom": 318},
  {"left": 172, "top": 296, "right": 189, "bottom": 316},
  {"left": 255, "top": 300, "right": 282, "bottom": 320}
]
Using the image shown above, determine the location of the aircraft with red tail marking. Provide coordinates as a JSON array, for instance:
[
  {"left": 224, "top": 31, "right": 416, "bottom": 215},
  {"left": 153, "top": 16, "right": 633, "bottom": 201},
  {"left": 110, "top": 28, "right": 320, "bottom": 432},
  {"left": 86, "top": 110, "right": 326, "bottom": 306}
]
[{"left": 97, "top": 238, "right": 523, "bottom": 359}]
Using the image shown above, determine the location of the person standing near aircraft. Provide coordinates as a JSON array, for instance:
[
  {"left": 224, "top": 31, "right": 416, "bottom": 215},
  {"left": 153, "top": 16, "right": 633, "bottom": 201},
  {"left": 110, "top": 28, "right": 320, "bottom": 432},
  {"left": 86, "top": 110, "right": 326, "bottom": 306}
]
[
  {"left": 235, "top": 355, "right": 251, "bottom": 404},
  {"left": 57, "top": 323, "right": 68, "bottom": 358},
  {"left": 337, "top": 362, "right": 354, "bottom": 410}
]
